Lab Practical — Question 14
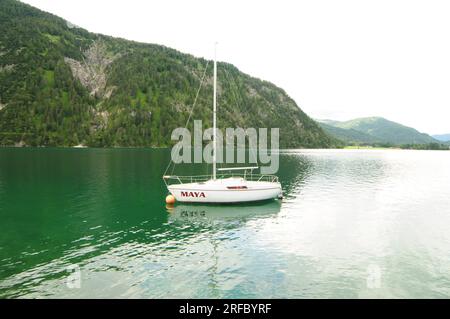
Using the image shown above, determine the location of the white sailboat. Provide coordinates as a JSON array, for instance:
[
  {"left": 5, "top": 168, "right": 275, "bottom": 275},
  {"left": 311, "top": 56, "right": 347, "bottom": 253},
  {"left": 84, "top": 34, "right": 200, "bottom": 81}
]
[{"left": 163, "top": 45, "right": 282, "bottom": 204}]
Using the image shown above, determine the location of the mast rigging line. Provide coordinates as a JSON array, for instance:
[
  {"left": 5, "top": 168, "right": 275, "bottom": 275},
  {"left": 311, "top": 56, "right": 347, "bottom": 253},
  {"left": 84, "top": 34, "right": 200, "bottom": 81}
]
[
  {"left": 222, "top": 67, "right": 259, "bottom": 168},
  {"left": 163, "top": 60, "right": 210, "bottom": 177},
  {"left": 163, "top": 47, "right": 262, "bottom": 179}
]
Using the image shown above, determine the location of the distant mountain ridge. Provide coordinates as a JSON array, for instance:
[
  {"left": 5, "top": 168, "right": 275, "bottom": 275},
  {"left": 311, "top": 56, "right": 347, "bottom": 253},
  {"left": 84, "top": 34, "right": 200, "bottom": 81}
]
[
  {"left": 432, "top": 134, "right": 450, "bottom": 142},
  {"left": 317, "top": 117, "right": 440, "bottom": 145}
]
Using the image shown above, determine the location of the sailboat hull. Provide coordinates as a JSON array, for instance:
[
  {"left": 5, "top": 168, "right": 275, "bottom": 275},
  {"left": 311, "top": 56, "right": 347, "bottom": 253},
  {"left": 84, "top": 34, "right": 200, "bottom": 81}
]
[{"left": 167, "top": 178, "right": 282, "bottom": 203}]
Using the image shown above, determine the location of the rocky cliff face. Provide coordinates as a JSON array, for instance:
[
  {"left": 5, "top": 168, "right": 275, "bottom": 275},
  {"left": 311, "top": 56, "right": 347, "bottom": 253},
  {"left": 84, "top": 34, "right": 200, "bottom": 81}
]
[{"left": 64, "top": 40, "right": 119, "bottom": 98}]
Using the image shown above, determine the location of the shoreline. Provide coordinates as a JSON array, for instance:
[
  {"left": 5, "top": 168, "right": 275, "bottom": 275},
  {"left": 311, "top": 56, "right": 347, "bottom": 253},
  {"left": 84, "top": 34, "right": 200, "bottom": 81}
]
[{"left": 0, "top": 145, "right": 448, "bottom": 151}]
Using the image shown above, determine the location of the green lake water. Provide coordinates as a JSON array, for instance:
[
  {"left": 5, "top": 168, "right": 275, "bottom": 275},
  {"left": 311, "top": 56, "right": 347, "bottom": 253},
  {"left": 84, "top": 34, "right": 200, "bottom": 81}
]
[{"left": 1, "top": 148, "right": 450, "bottom": 298}]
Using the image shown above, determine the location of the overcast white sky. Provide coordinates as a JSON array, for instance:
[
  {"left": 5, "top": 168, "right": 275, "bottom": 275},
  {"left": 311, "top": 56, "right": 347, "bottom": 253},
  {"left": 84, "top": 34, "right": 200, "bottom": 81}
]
[{"left": 21, "top": 0, "right": 450, "bottom": 134}]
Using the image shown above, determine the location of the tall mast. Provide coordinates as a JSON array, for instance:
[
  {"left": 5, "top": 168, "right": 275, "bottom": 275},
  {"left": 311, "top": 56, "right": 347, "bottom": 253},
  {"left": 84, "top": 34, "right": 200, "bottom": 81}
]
[{"left": 213, "top": 43, "right": 217, "bottom": 180}]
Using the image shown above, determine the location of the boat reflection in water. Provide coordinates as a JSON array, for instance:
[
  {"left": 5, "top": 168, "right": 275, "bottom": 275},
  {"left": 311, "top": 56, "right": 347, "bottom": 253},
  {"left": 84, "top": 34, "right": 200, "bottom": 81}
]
[{"left": 167, "top": 200, "right": 281, "bottom": 223}]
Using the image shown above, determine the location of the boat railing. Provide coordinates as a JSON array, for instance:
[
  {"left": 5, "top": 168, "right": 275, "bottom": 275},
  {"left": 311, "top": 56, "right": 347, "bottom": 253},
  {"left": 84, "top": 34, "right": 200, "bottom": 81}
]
[{"left": 162, "top": 173, "right": 279, "bottom": 186}]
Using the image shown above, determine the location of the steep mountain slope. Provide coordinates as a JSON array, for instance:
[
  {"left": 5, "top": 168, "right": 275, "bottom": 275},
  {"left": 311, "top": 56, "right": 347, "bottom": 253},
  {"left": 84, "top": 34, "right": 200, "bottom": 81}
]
[
  {"left": 432, "top": 134, "right": 450, "bottom": 142},
  {"left": 322, "top": 117, "right": 438, "bottom": 145},
  {"left": 317, "top": 121, "right": 380, "bottom": 144},
  {"left": 0, "top": 0, "right": 338, "bottom": 148}
]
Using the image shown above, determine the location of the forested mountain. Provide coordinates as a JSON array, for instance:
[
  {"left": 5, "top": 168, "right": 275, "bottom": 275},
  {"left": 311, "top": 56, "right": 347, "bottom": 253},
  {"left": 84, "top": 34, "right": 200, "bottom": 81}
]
[
  {"left": 317, "top": 122, "right": 380, "bottom": 144},
  {"left": 318, "top": 117, "right": 439, "bottom": 145},
  {"left": 0, "top": 0, "right": 339, "bottom": 148}
]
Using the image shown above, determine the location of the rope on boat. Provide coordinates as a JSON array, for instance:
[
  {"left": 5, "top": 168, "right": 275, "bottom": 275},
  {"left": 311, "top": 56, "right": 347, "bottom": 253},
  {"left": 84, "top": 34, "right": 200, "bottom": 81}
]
[
  {"left": 163, "top": 60, "right": 210, "bottom": 177},
  {"left": 163, "top": 58, "right": 262, "bottom": 179},
  {"left": 222, "top": 67, "right": 259, "bottom": 168}
]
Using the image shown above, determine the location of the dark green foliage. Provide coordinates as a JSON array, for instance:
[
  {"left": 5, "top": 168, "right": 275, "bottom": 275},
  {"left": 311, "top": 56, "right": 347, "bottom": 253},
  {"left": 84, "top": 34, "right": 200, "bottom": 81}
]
[
  {"left": 399, "top": 143, "right": 449, "bottom": 150},
  {"left": 0, "top": 0, "right": 339, "bottom": 148}
]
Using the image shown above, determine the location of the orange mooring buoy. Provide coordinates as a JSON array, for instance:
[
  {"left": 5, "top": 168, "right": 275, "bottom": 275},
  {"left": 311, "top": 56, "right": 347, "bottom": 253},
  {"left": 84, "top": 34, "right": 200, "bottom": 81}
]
[{"left": 165, "top": 194, "right": 175, "bottom": 205}]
